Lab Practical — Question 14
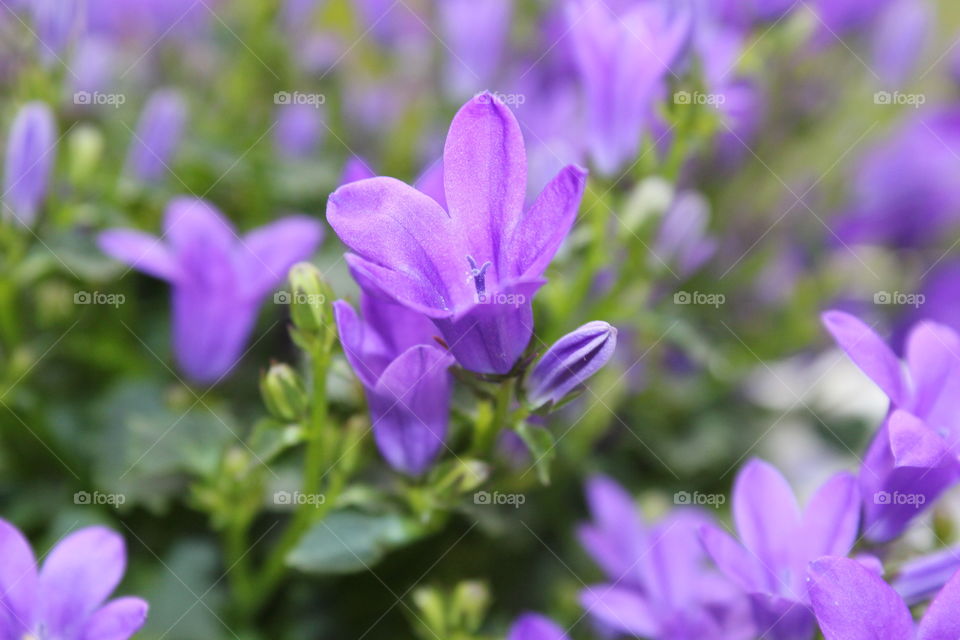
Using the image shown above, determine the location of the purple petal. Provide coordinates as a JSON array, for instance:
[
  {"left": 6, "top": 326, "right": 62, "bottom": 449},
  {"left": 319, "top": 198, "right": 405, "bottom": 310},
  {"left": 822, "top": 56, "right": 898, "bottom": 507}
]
[
  {"left": 413, "top": 159, "right": 446, "bottom": 210},
  {"left": 162, "top": 197, "right": 236, "bottom": 256},
  {"left": 125, "top": 89, "right": 187, "bottom": 183},
  {"left": 505, "top": 165, "right": 586, "bottom": 280},
  {"left": 172, "top": 288, "right": 258, "bottom": 384},
  {"left": 871, "top": 0, "right": 930, "bottom": 89},
  {"left": 38, "top": 527, "right": 127, "bottom": 639},
  {"left": 0, "top": 518, "right": 37, "bottom": 638},
  {"left": 821, "top": 311, "right": 907, "bottom": 406},
  {"left": 97, "top": 229, "right": 179, "bottom": 281},
  {"left": 339, "top": 156, "right": 376, "bottom": 185},
  {"left": 894, "top": 546, "right": 960, "bottom": 606},
  {"left": 904, "top": 321, "right": 960, "bottom": 424},
  {"left": 733, "top": 459, "right": 802, "bottom": 575},
  {"left": 3, "top": 101, "right": 56, "bottom": 227},
  {"left": 917, "top": 567, "right": 960, "bottom": 640},
  {"left": 507, "top": 613, "right": 570, "bottom": 640},
  {"left": 580, "top": 585, "right": 659, "bottom": 637},
  {"left": 641, "top": 510, "right": 712, "bottom": 606},
  {"left": 327, "top": 177, "right": 469, "bottom": 314},
  {"left": 700, "top": 524, "right": 767, "bottom": 593},
  {"left": 808, "top": 556, "right": 914, "bottom": 640},
  {"left": 238, "top": 215, "right": 324, "bottom": 297},
  {"left": 369, "top": 344, "right": 455, "bottom": 475},
  {"left": 82, "top": 597, "right": 148, "bottom": 640},
  {"left": 527, "top": 321, "right": 617, "bottom": 408},
  {"left": 442, "top": 93, "right": 527, "bottom": 268},
  {"left": 578, "top": 475, "right": 645, "bottom": 583},
  {"left": 799, "top": 472, "right": 860, "bottom": 560},
  {"left": 438, "top": 0, "right": 512, "bottom": 99},
  {"left": 747, "top": 593, "right": 814, "bottom": 640}
]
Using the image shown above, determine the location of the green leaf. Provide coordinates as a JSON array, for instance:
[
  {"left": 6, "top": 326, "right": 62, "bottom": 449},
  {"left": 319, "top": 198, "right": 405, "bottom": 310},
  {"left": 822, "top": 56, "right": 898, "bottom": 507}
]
[
  {"left": 287, "top": 510, "right": 423, "bottom": 575},
  {"left": 514, "top": 423, "right": 556, "bottom": 485}
]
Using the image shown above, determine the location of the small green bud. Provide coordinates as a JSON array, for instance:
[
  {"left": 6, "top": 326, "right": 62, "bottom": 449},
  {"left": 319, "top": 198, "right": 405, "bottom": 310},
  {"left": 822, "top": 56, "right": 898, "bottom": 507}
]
[
  {"left": 260, "top": 363, "right": 309, "bottom": 421},
  {"left": 67, "top": 125, "right": 104, "bottom": 184},
  {"left": 450, "top": 581, "right": 489, "bottom": 632},
  {"left": 286, "top": 262, "right": 332, "bottom": 332},
  {"left": 411, "top": 586, "right": 447, "bottom": 638}
]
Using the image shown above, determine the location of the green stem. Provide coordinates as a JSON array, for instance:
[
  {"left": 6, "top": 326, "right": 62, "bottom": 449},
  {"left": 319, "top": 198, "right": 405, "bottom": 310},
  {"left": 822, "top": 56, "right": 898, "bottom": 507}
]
[{"left": 473, "top": 378, "right": 516, "bottom": 456}]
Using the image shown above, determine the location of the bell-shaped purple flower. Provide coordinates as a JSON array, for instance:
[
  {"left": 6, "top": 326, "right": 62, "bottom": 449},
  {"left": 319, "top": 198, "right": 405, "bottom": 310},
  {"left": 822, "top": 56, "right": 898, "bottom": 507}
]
[
  {"left": 98, "top": 197, "right": 323, "bottom": 383},
  {"left": 334, "top": 289, "right": 454, "bottom": 475},
  {"left": 700, "top": 459, "right": 860, "bottom": 640},
  {"left": 526, "top": 321, "right": 617, "bottom": 409},
  {"left": 3, "top": 101, "right": 56, "bottom": 227},
  {"left": 579, "top": 475, "right": 754, "bottom": 640},
  {"left": 438, "top": 0, "right": 512, "bottom": 99},
  {"left": 0, "top": 519, "right": 148, "bottom": 640},
  {"left": 125, "top": 89, "right": 188, "bottom": 183},
  {"left": 823, "top": 311, "right": 960, "bottom": 542},
  {"left": 808, "top": 556, "right": 960, "bottom": 640},
  {"left": 507, "top": 613, "right": 569, "bottom": 640},
  {"left": 567, "top": 0, "right": 692, "bottom": 176},
  {"left": 327, "top": 93, "right": 587, "bottom": 374}
]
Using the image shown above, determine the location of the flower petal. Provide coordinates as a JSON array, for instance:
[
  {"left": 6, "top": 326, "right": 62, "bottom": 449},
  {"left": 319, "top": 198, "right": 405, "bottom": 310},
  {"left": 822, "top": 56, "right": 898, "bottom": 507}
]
[
  {"left": 733, "top": 459, "right": 801, "bottom": 574},
  {"left": 0, "top": 518, "right": 37, "bottom": 638},
  {"left": 747, "top": 592, "right": 815, "bottom": 640},
  {"left": 238, "top": 215, "right": 324, "bottom": 297},
  {"left": 162, "top": 197, "right": 237, "bottom": 256},
  {"left": 800, "top": 472, "right": 860, "bottom": 561},
  {"left": 917, "top": 567, "right": 960, "bottom": 640},
  {"left": 579, "top": 584, "right": 659, "bottom": 637},
  {"left": 442, "top": 93, "right": 527, "bottom": 268},
  {"left": 821, "top": 311, "right": 907, "bottom": 406},
  {"left": 505, "top": 164, "right": 586, "bottom": 280},
  {"left": 369, "top": 344, "right": 455, "bottom": 475},
  {"left": 578, "top": 475, "right": 645, "bottom": 584},
  {"left": 894, "top": 545, "right": 960, "bottom": 606},
  {"left": 97, "top": 229, "right": 180, "bottom": 282},
  {"left": 3, "top": 101, "right": 56, "bottom": 227},
  {"left": 38, "top": 526, "right": 127, "bottom": 639},
  {"left": 82, "top": 597, "right": 149, "bottom": 640},
  {"left": 526, "top": 320, "right": 617, "bottom": 409},
  {"left": 507, "top": 613, "right": 570, "bottom": 640},
  {"left": 413, "top": 159, "right": 446, "bottom": 209},
  {"left": 700, "top": 524, "right": 766, "bottom": 593},
  {"left": 172, "top": 287, "right": 259, "bottom": 383},
  {"left": 808, "top": 556, "right": 913, "bottom": 640}
]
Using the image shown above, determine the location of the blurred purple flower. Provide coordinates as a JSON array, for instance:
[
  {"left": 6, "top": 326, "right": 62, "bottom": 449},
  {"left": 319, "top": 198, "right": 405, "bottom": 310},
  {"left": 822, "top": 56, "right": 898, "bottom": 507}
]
[
  {"left": 0, "top": 520, "right": 148, "bottom": 640},
  {"left": 334, "top": 289, "right": 454, "bottom": 475},
  {"left": 86, "top": 0, "right": 220, "bottom": 41},
  {"left": 508, "top": 613, "right": 570, "bottom": 640},
  {"left": 808, "top": 556, "right": 960, "bottom": 640},
  {"left": 809, "top": 0, "right": 893, "bottom": 38},
  {"left": 871, "top": 0, "right": 931, "bottom": 89},
  {"left": 274, "top": 102, "right": 324, "bottom": 159},
  {"left": 327, "top": 93, "right": 587, "bottom": 374},
  {"left": 339, "top": 155, "right": 376, "bottom": 185},
  {"left": 654, "top": 191, "right": 717, "bottom": 277},
  {"left": 125, "top": 89, "right": 187, "bottom": 183},
  {"left": 834, "top": 108, "right": 960, "bottom": 248},
  {"left": 579, "top": 475, "right": 753, "bottom": 640},
  {"left": 526, "top": 321, "right": 617, "bottom": 409},
  {"left": 99, "top": 197, "right": 323, "bottom": 383},
  {"left": 893, "top": 545, "right": 960, "bottom": 606},
  {"left": 700, "top": 459, "right": 860, "bottom": 640},
  {"left": 438, "top": 0, "right": 512, "bottom": 99},
  {"left": 567, "top": 0, "right": 692, "bottom": 176},
  {"left": 3, "top": 101, "right": 56, "bottom": 227},
  {"left": 30, "top": 0, "right": 83, "bottom": 64},
  {"left": 823, "top": 311, "right": 960, "bottom": 542}
]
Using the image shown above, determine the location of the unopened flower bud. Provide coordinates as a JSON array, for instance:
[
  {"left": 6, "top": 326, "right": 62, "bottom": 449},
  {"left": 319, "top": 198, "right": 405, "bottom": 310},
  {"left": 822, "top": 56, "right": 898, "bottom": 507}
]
[
  {"left": 288, "top": 262, "right": 332, "bottom": 332},
  {"left": 260, "top": 363, "right": 308, "bottom": 421},
  {"left": 526, "top": 321, "right": 617, "bottom": 410},
  {"left": 3, "top": 101, "right": 56, "bottom": 227}
]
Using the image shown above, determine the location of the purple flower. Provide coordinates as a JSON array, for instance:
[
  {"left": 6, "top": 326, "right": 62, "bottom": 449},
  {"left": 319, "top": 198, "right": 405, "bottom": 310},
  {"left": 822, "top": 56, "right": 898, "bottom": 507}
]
[
  {"left": 326, "top": 93, "right": 587, "bottom": 374},
  {"left": 893, "top": 545, "right": 960, "bottom": 606},
  {"left": 567, "top": 0, "right": 692, "bottom": 176},
  {"left": 438, "top": 0, "right": 512, "bottom": 100},
  {"left": 871, "top": 0, "right": 931, "bottom": 89},
  {"left": 334, "top": 289, "right": 454, "bottom": 475},
  {"left": 339, "top": 155, "right": 376, "bottom": 185},
  {"left": 30, "top": 0, "right": 83, "bottom": 64},
  {"left": 526, "top": 321, "right": 617, "bottom": 409},
  {"left": 578, "top": 475, "right": 753, "bottom": 640},
  {"left": 125, "top": 89, "right": 188, "bottom": 183},
  {"left": 274, "top": 102, "right": 324, "bottom": 159},
  {"left": 808, "top": 556, "right": 960, "bottom": 640},
  {"left": 823, "top": 311, "right": 960, "bottom": 541},
  {"left": 0, "top": 519, "right": 148, "bottom": 640},
  {"left": 507, "top": 613, "right": 569, "bottom": 640},
  {"left": 654, "top": 191, "right": 718, "bottom": 277},
  {"left": 3, "top": 101, "right": 56, "bottom": 227},
  {"left": 700, "top": 459, "right": 860, "bottom": 640},
  {"left": 98, "top": 197, "right": 323, "bottom": 383}
]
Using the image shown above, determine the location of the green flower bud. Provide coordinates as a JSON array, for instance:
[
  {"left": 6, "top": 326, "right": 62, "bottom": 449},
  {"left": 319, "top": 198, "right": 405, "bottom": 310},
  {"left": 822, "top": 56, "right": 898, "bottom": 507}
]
[
  {"left": 67, "top": 125, "right": 104, "bottom": 185},
  {"left": 450, "top": 581, "right": 489, "bottom": 632},
  {"left": 260, "top": 363, "right": 308, "bottom": 422},
  {"left": 287, "top": 262, "right": 332, "bottom": 333}
]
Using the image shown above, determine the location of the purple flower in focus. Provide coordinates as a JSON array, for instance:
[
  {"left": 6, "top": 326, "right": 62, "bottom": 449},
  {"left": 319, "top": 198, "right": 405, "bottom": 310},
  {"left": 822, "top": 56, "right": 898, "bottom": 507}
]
[
  {"left": 326, "top": 93, "right": 587, "bottom": 374},
  {"left": 0, "top": 519, "right": 148, "bottom": 640},
  {"left": 274, "top": 102, "right": 324, "bottom": 159},
  {"left": 808, "top": 556, "right": 960, "bottom": 640},
  {"left": 98, "top": 197, "right": 323, "bottom": 383},
  {"left": 578, "top": 475, "right": 753, "bottom": 640},
  {"left": 526, "top": 321, "right": 617, "bottom": 409},
  {"left": 3, "top": 101, "right": 56, "bottom": 227},
  {"left": 438, "top": 0, "right": 512, "bottom": 100},
  {"left": 508, "top": 613, "right": 570, "bottom": 640},
  {"left": 334, "top": 289, "right": 454, "bottom": 475},
  {"left": 125, "top": 89, "right": 188, "bottom": 183},
  {"left": 567, "top": 0, "right": 692, "bottom": 176},
  {"left": 823, "top": 311, "right": 960, "bottom": 542},
  {"left": 700, "top": 459, "right": 860, "bottom": 640}
]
